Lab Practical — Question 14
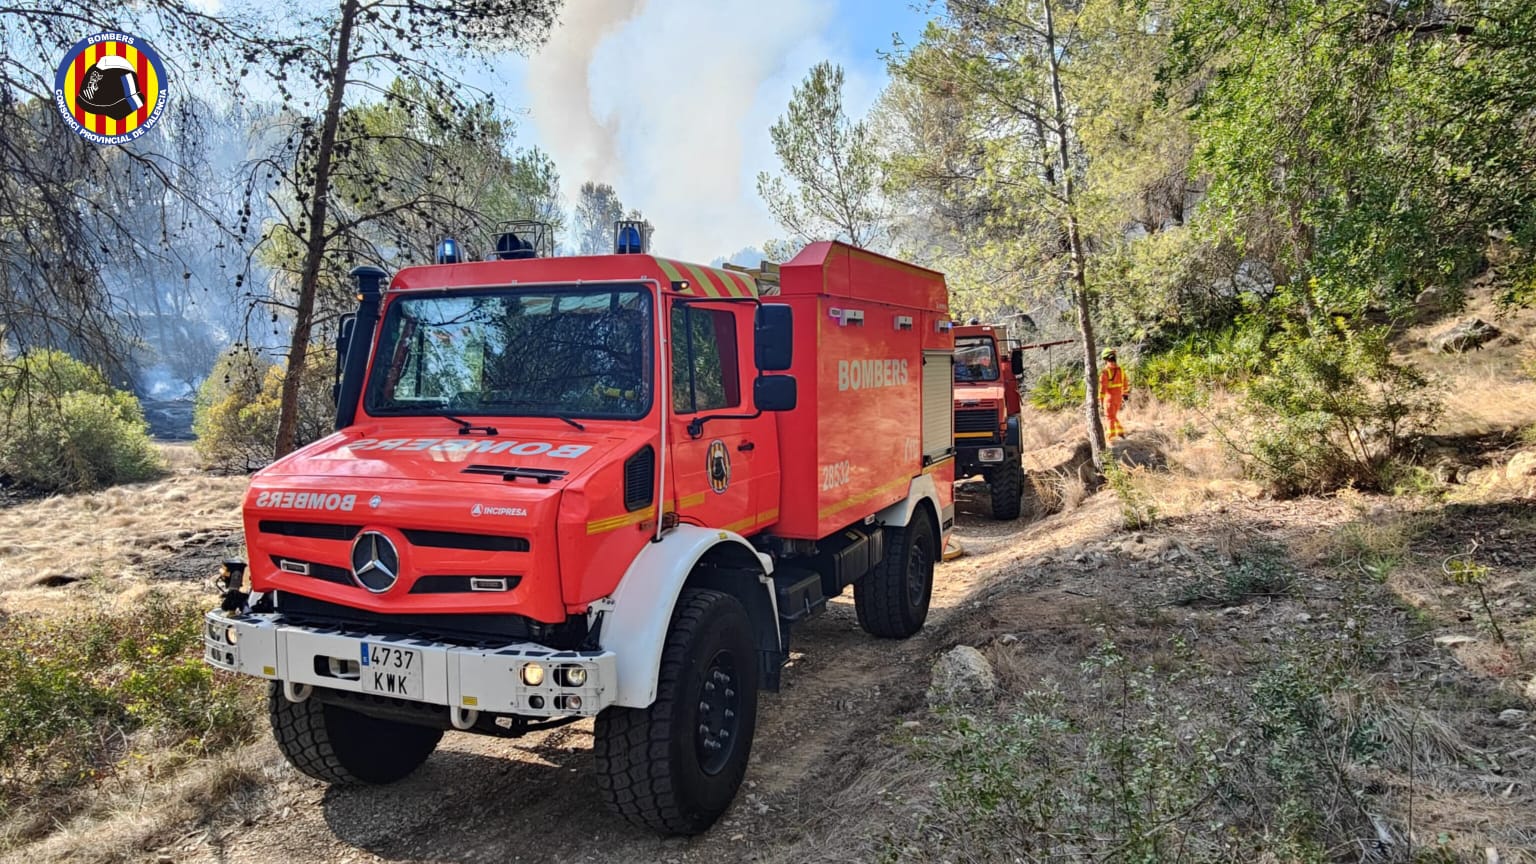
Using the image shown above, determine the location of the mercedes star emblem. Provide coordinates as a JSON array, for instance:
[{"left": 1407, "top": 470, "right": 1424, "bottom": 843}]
[{"left": 350, "top": 530, "right": 400, "bottom": 593}]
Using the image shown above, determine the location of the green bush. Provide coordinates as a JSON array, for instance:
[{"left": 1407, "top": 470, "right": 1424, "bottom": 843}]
[
  {"left": 1238, "top": 313, "right": 1441, "bottom": 496},
  {"left": 1132, "top": 322, "right": 1269, "bottom": 406},
  {"left": 194, "top": 344, "right": 336, "bottom": 472},
  {"left": 0, "top": 351, "right": 163, "bottom": 492},
  {"left": 0, "top": 593, "right": 256, "bottom": 803},
  {"left": 1028, "top": 365, "right": 1086, "bottom": 413},
  {"left": 1102, "top": 460, "right": 1158, "bottom": 530}
]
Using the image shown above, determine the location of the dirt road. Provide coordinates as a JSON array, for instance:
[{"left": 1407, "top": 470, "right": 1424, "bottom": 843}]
[{"left": 166, "top": 487, "right": 1113, "bottom": 864}]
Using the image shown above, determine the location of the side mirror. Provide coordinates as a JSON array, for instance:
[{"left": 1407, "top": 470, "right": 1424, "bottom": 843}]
[
  {"left": 337, "top": 314, "right": 356, "bottom": 377},
  {"left": 754, "top": 304, "right": 794, "bottom": 371},
  {"left": 1010, "top": 347, "right": 1024, "bottom": 377},
  {"left": 754, "top": 375, "right": 797, "bottom": 412}
]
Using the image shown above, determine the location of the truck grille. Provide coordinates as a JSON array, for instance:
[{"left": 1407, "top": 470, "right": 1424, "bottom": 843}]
[
  {"left": 955, "top": 408, "right": 998, "bottom": 435},
  {"left": 269, "top": 555, "right": 352, "bottom": 585},
  {"left": 259, "top": 521, "right": 361, "bottom": 541},
  {"left": 409, "top": 575, "right": 524, "bottom": 594},
  {"left": 624, "top": 446, "right": 655, "bottom": 512},
  {"left": 400, "top": 530, "right": 529, "bottom": 553}
]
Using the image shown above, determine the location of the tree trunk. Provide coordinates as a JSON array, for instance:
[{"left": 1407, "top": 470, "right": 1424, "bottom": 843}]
[
  {"left": 273, "top": 0, "right": 359, "bottom": 458},
  {"left": 1043, "top": 0, "right": 1106, "bottom": 466}
]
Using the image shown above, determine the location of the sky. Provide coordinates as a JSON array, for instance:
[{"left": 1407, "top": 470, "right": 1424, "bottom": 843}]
[
  {"left": 10, "top": 0, "right": 929, "bottom": 264},
  {"left": 488, "top": 0, "right": 932, "bottom": 262}
]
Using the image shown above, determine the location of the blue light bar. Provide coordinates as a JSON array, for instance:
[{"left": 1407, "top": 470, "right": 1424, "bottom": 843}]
[{"left": 435, "top": 237, "right": 461, "bottom": 264}]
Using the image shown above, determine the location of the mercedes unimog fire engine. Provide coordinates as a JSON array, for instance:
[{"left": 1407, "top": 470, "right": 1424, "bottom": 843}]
[
  {"left": 204, "top": 222, "right": 955, "bottom": 835},
  {"left": 951, "top": 322, "right": 1027, "bottom": 519}
]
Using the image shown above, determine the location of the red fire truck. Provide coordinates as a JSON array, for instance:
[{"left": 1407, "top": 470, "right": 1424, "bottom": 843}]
[
  {"left": 204, "top": 224, "right": 955, "bottom": 835},
  {"left": 952, "top": 322, "right": 1026, "bottom": 519}
]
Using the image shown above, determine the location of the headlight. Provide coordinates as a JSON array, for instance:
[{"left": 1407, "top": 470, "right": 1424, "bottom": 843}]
[
  {"left": 521, "top": 662, "right": 545, "bottom": 687},
  {"left": 979, "top": 447, "right": 1005, "bottom": 463},
  {"left": 224, "top": 625, "right": 240, "bottom": 645},
  {"left": 561, "top": 665, "right": 588, "bottom": 687}
]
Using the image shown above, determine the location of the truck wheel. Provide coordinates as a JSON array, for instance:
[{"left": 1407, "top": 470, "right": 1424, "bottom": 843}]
[
  {"left": 855, "top": 507, "right": 936, "bottom": 638},
  {"left": 268, "top": 683, "right": 442, "bottom": 785},
  {"left": 594, "top": 588, "right": 760, "bottom": 836},
  {"left": 989, "top": 458, "right": 1024, "bottom": 521}
]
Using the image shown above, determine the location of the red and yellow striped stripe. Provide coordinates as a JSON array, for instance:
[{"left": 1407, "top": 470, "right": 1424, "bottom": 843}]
[{"left": 655, "top": 258, "right": 758, "bottom": 299}]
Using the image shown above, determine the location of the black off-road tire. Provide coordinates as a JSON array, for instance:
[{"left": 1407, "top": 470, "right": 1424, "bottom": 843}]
[
  {"left": 988, "top": 458, "right": 1024, "bottom": 521},
  {"left": 268, "top": 683, "right": 443, "bottom": 785},
  {"left": 594, "top": 588, "right": 760, "bottom": 836},
  {"left": 854, "top": 507, "right": 936, "bottom": 638}
]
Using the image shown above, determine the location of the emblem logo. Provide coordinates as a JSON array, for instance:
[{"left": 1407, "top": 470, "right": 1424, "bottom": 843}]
[
  {"left": 350, "top": 531, "right": 400, "bottom": 593},
  {"left": 369, "top": 495, "right": 382, "bottom": 510},
  {"left": 53, "top": 32, "right": 169, "bottom": 145},
  {"left": 707, "top": 440, "right": 731, "bottom": 495}
]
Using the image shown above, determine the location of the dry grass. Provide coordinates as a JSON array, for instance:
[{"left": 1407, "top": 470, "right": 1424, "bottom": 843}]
[
  {"left": 3, "top": 743, "right": 274, "bottom": 864},
  {"left": 1402, "top": 295, "right": 1536, "bottom": 436},
  {"left": 1020, "top": 406, "right": 1081, "bottom": 452},
  {"left": 0, "top": 446, "right": 247, "bottom": 615}
]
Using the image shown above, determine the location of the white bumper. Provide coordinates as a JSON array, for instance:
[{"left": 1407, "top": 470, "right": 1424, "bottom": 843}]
[{"left": 204, "top": 611, "right": 618, "bottom": 719}]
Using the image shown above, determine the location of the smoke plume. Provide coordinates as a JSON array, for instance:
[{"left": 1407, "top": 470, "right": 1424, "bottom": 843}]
[{"left": 525, "top": 0, "right": 843, "bottom": 261}]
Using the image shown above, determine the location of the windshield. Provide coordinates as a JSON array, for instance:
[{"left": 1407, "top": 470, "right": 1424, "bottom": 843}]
[
  {"left": 365, "top": 286, "right": 653, "bottom": 420},
  {"left": 954, "top": 336, "right": 999, "bottom": 382}
]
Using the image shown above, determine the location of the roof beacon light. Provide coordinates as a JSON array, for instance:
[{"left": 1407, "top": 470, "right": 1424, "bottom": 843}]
[
  {"left": 490, "top": 219, "right": 552, "bottom": 260},
  {"left": 435, "top": 237, "right": 462, "bottom": 265},
  {"left": 614, "top": 219, "right": 650, "bottom": 255}
]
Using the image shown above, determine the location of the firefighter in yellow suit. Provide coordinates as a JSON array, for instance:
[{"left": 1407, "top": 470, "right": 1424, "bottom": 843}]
[{"left": 1098, "top": 348, "right": 1130, "bottom": 441}]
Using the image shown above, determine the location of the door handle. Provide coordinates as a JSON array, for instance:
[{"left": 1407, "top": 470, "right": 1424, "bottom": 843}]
[{"left": 738, "top": 441, "right": 755, "bottom": 452}]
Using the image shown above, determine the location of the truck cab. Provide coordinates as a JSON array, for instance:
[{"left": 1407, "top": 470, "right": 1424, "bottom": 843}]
[
  {"left": 952, "top": 323, "right": 1026, "bottom": 519},
  {"left": 205, "top": 224, "right": 953, "bottom": 836}
]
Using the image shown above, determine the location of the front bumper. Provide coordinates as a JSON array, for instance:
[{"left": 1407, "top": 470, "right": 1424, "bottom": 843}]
[{"left": 204, "top": 610, "right": 618, "bottom": 719}]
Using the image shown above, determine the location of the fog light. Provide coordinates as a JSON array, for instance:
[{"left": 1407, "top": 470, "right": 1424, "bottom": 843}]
[
  {"left": 521, "top": 662, "right": 545, "bottom": 687},
  {"left": 561, "top": 694, "right": 582, "bottom": 712},
  {"left": 224, "top": 625, "right": 239, "bottom": 645},
  {"left": 564, "top": 666, "right": 587, "bottom": 687},
  {"left": 979, "top": 447, "right": 1005, "bottom": 463}
]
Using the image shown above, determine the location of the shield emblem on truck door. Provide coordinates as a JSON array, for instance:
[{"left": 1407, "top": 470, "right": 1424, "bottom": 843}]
[{"left": 707, "top": 440, "right": 731, "bottom": 494}]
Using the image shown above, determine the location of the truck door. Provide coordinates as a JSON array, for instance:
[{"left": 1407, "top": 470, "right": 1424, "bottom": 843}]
[{"left": 667, "top": 300, "right": 767, "bottom": 534}]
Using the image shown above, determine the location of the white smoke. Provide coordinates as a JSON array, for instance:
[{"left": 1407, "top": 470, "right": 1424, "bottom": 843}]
[
  {"left": 524, "top": 1, "right": 648, "bottom": 195},
  {"left": 524, "top": 0, "right": 867, "bottom": 262}
]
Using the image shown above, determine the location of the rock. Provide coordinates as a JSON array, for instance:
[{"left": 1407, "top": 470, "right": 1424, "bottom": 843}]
[
  {"left": 1435, "top": 634, "right": 1477, "bottom": 647},
  {"left": 927, "top": 645, "right": 998, "bottom": 709},
  {"left": 1497, "top": 709, "right": 1529, "bottom": 726},
  {"left": 1428, "top": 318, "right": 1501, "bottom": 354},
  {"left": 999, "top": 633, "right": 1019, "bottom": 645},
  {"left": 1296, "top": 612, "right": 1313, "bottom": 624},
  {"left": 1506, "top": 451, "right": 1536, "bottom": 481}
]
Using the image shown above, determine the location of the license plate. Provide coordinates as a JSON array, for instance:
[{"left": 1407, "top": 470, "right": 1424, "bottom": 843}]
[{"left": 360, "top": 642, "right": 423, "bottom": 700}]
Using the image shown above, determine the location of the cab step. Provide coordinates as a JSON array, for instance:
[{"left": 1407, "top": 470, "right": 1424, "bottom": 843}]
[{"left": 774, "top": 569, "right": 826, "bottom": 625}]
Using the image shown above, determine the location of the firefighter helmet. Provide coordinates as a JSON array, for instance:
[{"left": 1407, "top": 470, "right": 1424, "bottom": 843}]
[{"left": 77, "top": 55, "right": 144, "bottom": 120}]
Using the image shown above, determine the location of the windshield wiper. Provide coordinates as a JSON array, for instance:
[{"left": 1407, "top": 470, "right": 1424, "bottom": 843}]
[
  {"left": 554, "top": 415, "right": 586, "bottom": 431},
  {"left": 442, "top": 414, "right": 499, "bottom": 436}
]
